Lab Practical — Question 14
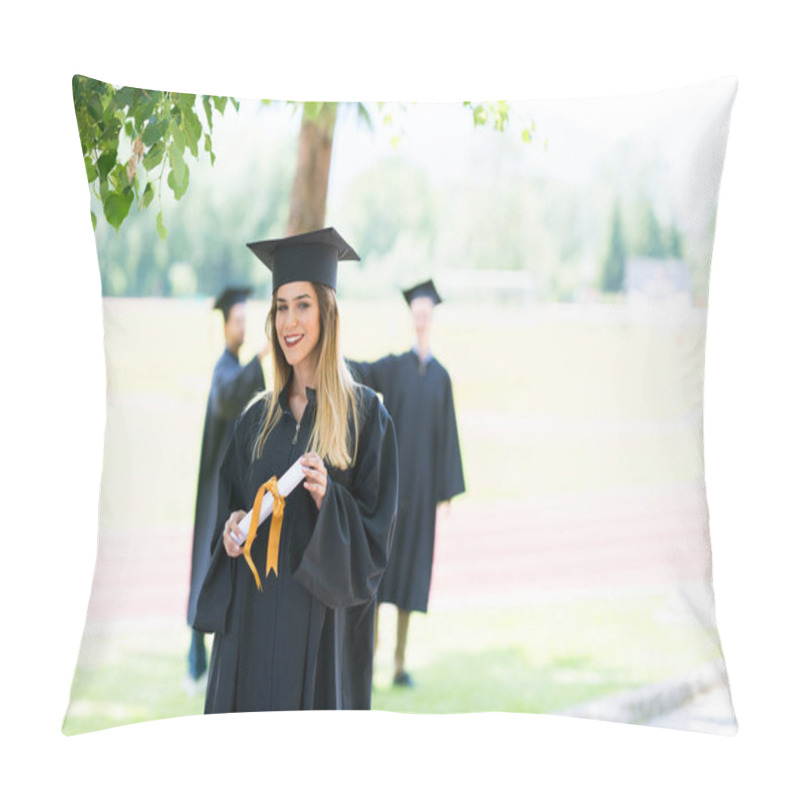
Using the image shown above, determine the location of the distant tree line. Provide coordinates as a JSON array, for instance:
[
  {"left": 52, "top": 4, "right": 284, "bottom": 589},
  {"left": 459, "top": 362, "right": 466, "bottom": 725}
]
[
  {"left": 74, "top": 76, "right": 537, "bottom": 298},
  {"left": 75, "top": 76, "right": 694, "bottom": 302},
  {"left": 600, "top": 196, "right": 684, "bottom": 294}
]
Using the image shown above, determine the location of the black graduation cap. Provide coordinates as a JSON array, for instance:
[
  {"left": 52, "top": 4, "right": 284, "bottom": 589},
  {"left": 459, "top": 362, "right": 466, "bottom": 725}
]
[
  {"left": 247, "top": 227, "right": 360, "bottom": 293},
  {"left": 402, "top": 279, "right": 442, "bottom": 307},
  {"left": 213, "top": 286, "right": 253, "bottom": 315}
]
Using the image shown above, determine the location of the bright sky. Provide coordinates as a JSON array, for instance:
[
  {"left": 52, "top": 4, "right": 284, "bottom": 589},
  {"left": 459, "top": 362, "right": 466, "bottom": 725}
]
[{"left": 202, "top": 76, "right": 736, "bottom": 225}]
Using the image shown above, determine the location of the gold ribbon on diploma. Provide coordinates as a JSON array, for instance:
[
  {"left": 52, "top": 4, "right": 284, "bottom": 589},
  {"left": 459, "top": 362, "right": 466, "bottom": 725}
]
[{"left": 242, "top": 476, "right": 286, "bottom": 591}]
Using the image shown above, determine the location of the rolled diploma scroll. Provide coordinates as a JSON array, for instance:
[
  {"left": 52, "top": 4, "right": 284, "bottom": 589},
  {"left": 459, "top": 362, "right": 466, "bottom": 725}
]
[{"left": 230, "top": 456, "right": 307, "bottom": 546}]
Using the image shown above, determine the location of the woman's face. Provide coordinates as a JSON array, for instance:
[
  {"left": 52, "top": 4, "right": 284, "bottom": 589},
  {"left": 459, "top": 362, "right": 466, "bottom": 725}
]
[{"left": 275, "top": 281, "right": 321, "bottom": 372}]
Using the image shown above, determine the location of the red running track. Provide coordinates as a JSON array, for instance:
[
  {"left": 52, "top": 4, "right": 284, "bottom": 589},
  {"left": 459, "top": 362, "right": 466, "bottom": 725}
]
[{"left": 82, "top": 480, "right": 712, "bottom": 625}]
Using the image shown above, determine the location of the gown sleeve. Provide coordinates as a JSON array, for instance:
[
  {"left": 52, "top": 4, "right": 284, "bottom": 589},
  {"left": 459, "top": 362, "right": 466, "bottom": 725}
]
[
  {"left": 292, "top": 391, "right": 399, "bottom": 608},
  {"left": 191, "top": 412, "right": 253, "bottom": 634},
  {"left": 346, "top": 357, "right": 391, "bottom": 394},
  {"left": 211, "top": 355, "right": 265, "bottom": 420},
  {"left": 436, "top": 370, "right": 466, "bottom": 503}
]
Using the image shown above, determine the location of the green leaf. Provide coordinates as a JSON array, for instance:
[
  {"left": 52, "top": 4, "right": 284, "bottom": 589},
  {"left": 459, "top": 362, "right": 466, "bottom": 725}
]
[
  {"left": 91, "top": 210, "right": 97, "bottom": 230},
  {"left": 100, "top": 115, "right": 122, "bottom": 142},
  {"left": 212, "top": 96, "right": 227, "bottom": 114},
  {"left": 167, "top": 168, "right": 189, "bottom": 201},
  {"left": 182, "top": 106, "right": 202, "bottom": 158},
  {"left": 115, "top": 87, "right": 135, "bottom": 109},
  {"left": 84, "top": 156, "right": 98, "bottom": 183},
  {"left": 133, "top": 99, "right": 157, "bottom": 130},
  {"left": 109, "top": 162, "right": 128, "bottom": 190},
  {"left": 171, "top": 124, "right": 186, "bottom": 153},
  {"left": 167, "top": 142, "right": 189, "bottom": 200},
  {"left": 202, "top": 96, "right": 214, "bottom": 129},
  {"left": 140, "top": 182, "right": 154, "bottom": 210},
  {"left": 103, "top": 188, "right": 134, "bottom": 231},
  {"left": 357, "top": 103, "right": 374, "bottom": 129},
  {"left": 97, "top": 150, "right": 117, "bottom": 181},
  {"left": 156, "top": 210, "right": 168, "bottom": 239},
  {"left": 472, "top": 105, "right": 488, "bottom": 127},
  {"left": 142, "top": 117, "right": 168, "bottom": 148},
  {"left": 185, "top": 135, "right": 199, "bottom": 160},
  {"left": 521, "top": 129, "right": 532, "bottom": 144},
  {"left": 143, "top": 140, "right": 165, "bottom": 171},
  {"left": 204, "top": 133, "right": 216, "bottom": 166},
  {"left": 230, "top": 98, "right": 239, "bottom": 112},
  {"left": 87, "top": 94, "right": 105, "bottom": 123},
  {"left": 124, "top": 120, "right": 135, "bottom": 139}
]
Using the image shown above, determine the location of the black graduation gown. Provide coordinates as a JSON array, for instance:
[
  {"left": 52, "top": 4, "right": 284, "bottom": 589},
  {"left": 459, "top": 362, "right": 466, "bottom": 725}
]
[
  {"left": 193, "top": 379, "right": 398, "bottom": 712},
  {"left": 187, "top": 349, "right": 265, "bottom": 628},
  {"left": 349, "top": 351, "right": 465, "bottom": 612}
]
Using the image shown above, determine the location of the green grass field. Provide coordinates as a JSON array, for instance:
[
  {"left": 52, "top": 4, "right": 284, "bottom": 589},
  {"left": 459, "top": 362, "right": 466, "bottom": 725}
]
[
  {"left": 63, "top": 298, "right": 719, "bottom": 734},
  {"left": 63, "top": 590, "right": 724, "bottom": 734}
]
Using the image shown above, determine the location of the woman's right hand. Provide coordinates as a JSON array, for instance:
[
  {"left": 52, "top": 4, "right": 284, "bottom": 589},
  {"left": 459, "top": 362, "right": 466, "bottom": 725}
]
[{"left": 222, "top": 510, "right": 247, "bottom": 558}]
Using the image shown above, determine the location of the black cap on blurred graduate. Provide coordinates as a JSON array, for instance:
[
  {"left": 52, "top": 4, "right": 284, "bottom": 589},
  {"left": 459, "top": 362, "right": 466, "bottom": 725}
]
[
  {"left": 402, "top": 279, "right": 442, "bottom": 307},
  {"left": 247, "top": 227, "right": 360, "bottom": 293},
  {"left": 213, "top": 286, "right": 253, "bottom": 317}
]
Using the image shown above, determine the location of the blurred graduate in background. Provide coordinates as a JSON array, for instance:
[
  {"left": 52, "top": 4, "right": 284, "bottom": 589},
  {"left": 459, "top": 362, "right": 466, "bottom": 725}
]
[
  {"left": 185, "top": 287, "right": 268, "bottom": 691},
  {"left": 349, "top": 279, "right": 465, "bottom": 687}
]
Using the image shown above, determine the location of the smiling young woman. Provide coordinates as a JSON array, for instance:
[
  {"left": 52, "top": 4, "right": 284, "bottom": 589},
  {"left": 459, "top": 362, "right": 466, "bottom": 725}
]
[
  {"left": 256, "top": 278, "right": 360, "bottom": 474},
  {"left": 193, "top": 228, "right": 399, "bottom": 713}
]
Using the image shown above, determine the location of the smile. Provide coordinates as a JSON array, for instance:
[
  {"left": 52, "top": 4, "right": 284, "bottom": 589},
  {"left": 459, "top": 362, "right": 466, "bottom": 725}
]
[{"left": 284, "top": 334, "right": 304, "bottom": 348}]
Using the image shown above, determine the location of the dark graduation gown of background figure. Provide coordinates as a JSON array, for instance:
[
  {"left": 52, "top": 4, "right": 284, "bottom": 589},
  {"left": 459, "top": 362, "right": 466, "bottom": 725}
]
[
  {"left": 349, "top": 351, "right": 465, "bottom": 613},
  {"left": 193, "top": 378, "right": 398, "bottom": 711},
  {"left": 187, "top": 349, "right": 265, "bottom": 629}
]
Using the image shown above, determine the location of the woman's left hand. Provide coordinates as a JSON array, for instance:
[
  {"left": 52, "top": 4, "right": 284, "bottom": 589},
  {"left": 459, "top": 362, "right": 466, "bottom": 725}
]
[{"left": 301, "top": 452, "right": 328, "bottom": 511}]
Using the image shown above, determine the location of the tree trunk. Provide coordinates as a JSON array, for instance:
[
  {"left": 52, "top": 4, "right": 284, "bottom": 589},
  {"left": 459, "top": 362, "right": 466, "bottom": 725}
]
[{"left": 287, "top": 103, "right": 338, "bottom": 235}]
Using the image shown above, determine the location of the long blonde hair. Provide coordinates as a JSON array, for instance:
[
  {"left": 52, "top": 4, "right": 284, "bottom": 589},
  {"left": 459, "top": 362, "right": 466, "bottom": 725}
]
[{"left": 253, "top": 283, "right": 360, "bottom": 469}]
